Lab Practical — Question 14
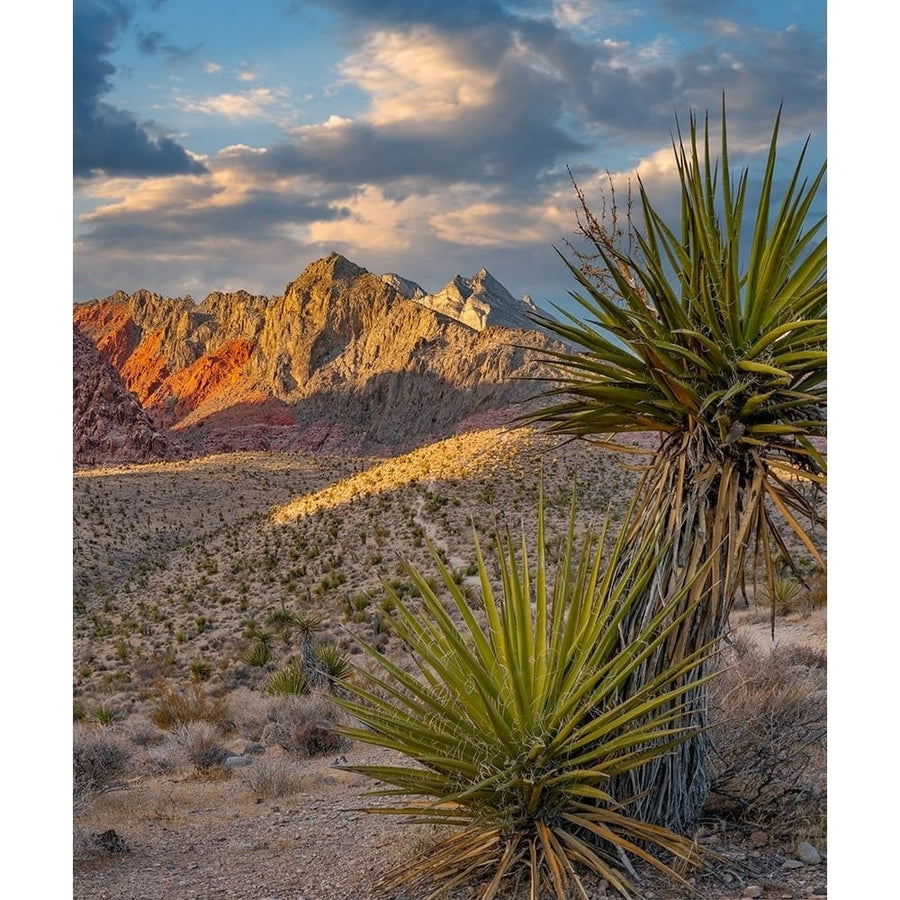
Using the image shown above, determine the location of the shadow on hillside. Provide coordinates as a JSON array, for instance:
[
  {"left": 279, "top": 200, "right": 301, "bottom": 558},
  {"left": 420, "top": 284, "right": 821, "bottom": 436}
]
[{"left": 173, "top": 368, "right": 552, "bottom": 457}]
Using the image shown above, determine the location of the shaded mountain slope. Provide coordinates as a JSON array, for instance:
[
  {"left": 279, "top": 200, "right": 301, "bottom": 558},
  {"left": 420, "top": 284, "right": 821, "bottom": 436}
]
[{"left": 73, "top": 325, "right": 187, "bottom": 467}]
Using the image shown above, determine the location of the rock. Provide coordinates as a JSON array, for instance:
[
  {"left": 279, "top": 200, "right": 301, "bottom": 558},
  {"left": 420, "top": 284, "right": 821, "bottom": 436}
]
[
  {"left": 73, "top": 326, "right": 187, "bottom": 466},
  {"left": 796, "top": 841, "right": 821, "bottom": 864},
  {"left": 224, "top": 755, "right": 252, "bottom": 768},
  {"left": 781, "top": 859, "right": 805, "bottom": 869},
  {"left": 243, "top": 742, "right": 265, "bottom": 756},
  {"left": 742, "top": 887, "right": 762, "bottom": 899}
]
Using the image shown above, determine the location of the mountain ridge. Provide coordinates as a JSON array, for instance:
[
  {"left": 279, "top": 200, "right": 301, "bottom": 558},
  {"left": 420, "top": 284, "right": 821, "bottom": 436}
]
[{"left": 73, "top": 253, "right": 561, "bottom": 461}]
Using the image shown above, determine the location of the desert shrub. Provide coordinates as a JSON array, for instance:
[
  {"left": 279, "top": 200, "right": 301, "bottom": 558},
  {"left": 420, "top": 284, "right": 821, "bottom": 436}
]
[
  {"left": 265, "top": 661, "right": 309, "bottom": 696},
  {"left": 261, "top": 695, "right": 350, "bottom": 757},
  {"left": 90, "top": 704, "right": 121, "bottom": 727},
  {"left": 242, "top": 757, "right": 304, "bottom": 800},
  {"left": 707, "top": 637, "right": 827, "bottom": 841},
  {"left": 226, "top": 686, "right": 272, "bottom": 742},
  {"left": 171, "top": 721, "right": 230, "bottom": 771},
  {"left": 335, "top": 490, "right": 713, "bottom": 899},
  {"left": 763, "top": 576, "right": 804, "bottom": 616},
  {"left": 241, "top": 639, "right": 271, "bottom": 668},
  {"left": 801, "top": 571, "right": 827, "bottom": 614},
  {"left": 73, "top": 724, "right": 132, "bottom": 813},
  {"left": 190, "top": 659, "right": 213, "bottom": 682},
  {"left": 151, "top": 678, "right": 229, "bottom": 730}
]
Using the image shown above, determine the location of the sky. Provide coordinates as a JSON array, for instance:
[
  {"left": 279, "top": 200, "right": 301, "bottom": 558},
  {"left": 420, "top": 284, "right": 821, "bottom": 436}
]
[{"left": 72, "top": 0, "right": 827, "bottom": 309}]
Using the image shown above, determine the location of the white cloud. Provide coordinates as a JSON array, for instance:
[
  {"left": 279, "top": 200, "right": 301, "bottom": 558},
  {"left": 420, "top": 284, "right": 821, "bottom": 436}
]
[
  {"left": 339, "top": 28, "right": 496, "bottom": 126},
  {"left": 177, "top": 87, "right": 283, "bottom": 120},
  {"left": 306, "top": 185, "right": 441, "bottom": 250},
  {"left": 430, "top": 201, "right": 569, "bottom": 248},
  {"left": 238, "top": 68, "right": 261, "bottom": 82},
  {"left": 204, "top": 61, "right": 222, "bottom": 74}
]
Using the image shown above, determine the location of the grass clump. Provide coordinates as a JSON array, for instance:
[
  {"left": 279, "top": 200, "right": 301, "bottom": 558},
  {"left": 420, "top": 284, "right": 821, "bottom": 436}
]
[
  {"left": 151, "top": 678, "right": 229, "bottom": 730},
  {"left": 243, "top": 758, "right": 305, "bottom": 800},
  {"left": 73, "top": 724, "right": 132, "bottom": 813},
  {"left": 335, "top": 488, "right": 715, "bottom": 899}
]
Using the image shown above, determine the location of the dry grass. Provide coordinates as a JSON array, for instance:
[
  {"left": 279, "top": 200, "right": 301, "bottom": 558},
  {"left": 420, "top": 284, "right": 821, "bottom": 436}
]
[
  {"left": 73, "top": 724, "right": 133, "bottom": 814},
  {"left": 150, "top": 678, "right": 230, "bottom": 730},
  {"left": 240, "top": 757, "right": 305, "bottom": 800},
  {"left": 707, "top": 633, "right": 827, "bottom": 846}
]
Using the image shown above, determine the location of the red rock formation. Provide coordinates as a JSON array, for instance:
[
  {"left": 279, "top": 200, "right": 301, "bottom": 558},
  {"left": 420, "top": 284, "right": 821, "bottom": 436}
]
[{"left": 73, "top": 326, "right": 187, "bottom": 467}]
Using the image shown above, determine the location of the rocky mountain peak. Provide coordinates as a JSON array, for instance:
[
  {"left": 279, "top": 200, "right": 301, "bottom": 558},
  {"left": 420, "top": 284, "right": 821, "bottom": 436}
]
[
  {"left": 74, "top": 253, "right": 560, "bottom": 457},
  {"left": 380, "top": 272, "right": 426, "bottom": 301},
  {"left": 296, "top": 252, "right": 367, "bottom": 287},
  {"left": 413, "top": 268, "right": 538, "bottom": 332}
]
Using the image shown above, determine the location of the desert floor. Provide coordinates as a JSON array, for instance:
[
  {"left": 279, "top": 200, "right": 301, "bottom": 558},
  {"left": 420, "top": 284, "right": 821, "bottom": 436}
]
[{"left": 73, "top": 428, "right": 827, "bottom": 899}]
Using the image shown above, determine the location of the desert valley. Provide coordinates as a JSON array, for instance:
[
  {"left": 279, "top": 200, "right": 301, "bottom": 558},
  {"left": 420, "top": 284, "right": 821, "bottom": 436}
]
[{"left": 73, "top": 254, "right": 826, "bottom": 900}]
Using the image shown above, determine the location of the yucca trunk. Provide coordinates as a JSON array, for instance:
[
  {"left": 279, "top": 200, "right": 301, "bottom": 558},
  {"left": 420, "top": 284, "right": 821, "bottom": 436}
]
[{"left": 606, "top": 432, "right": 743, "bottom": 830}]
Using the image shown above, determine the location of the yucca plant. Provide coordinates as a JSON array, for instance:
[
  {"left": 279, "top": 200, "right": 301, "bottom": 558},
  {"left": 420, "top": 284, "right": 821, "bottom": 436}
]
[
  {"left": 334, "top": 490, "right": 717, "bottom": 899},
  {"left": 313, "top": 643, "right": 350, "bottom": 686},
  {"left": 265, "top": 661, "right": 309, "bottom": 696},
  {"left": 241, "top": 638, "right": 272, "bottom": 668},
  {"left": 524, "top": 101, "right": 826, "bottom": 830}
]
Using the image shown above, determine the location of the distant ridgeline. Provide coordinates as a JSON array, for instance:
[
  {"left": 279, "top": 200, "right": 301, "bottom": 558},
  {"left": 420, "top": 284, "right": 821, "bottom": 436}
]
[{"left": 73, "top": 253, "right": 561, "bottom": 461}]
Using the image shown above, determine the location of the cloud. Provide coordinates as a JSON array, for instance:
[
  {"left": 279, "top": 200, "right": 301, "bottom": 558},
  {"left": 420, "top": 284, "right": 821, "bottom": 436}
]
[
  {"left": 339, "top": 29, "right": 498, "bottom": 125},
  {"left": 177, "top": 87, "right": 283, "bottom": 120},
  {"left": 286, "top": 0, "right": 529, "bottom": 32},
  {"left": 73, "top": 0, "right": 207, "bottom": 179},
  {"left": 73, "top": 1, "right": 826, "bottom": 306},
  {"left": 135, "top": 28, "right": 200, "bottom": 64},
  {"left": 222, "top": 25, "right": 584, "bottom": 189},
  {"left": 75, "top": 148, "right": 350, "bottom": 291}
]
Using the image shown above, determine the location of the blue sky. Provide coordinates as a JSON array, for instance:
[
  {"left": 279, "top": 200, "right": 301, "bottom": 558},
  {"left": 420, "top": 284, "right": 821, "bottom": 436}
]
[{"left": 73, "top": 0, "right": 826, "bottom": 308}]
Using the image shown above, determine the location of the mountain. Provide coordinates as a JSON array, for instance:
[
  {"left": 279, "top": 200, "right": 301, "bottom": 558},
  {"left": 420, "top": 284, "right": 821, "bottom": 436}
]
[
  {"left": 407, "top": 267, "right": 541, "bottom": 332},
  {"left": 73, "top": 253, "right": 561, "bottom": 456},
  {"left": 73, "top": 325, "right": 187, "bottom": 467}
]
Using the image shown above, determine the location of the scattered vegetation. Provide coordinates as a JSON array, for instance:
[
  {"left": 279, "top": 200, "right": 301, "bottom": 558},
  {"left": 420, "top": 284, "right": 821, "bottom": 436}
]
[{"left": 73, "top": 432, "right": 825, "bottom": 895}]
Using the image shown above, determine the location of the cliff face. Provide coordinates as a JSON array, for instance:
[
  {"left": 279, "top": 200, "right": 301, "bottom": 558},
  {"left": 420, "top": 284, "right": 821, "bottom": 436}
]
[
  {"left": 73, "top": 253, "right": 558, "bottom": 455},
  {"left": 73, "top": 325, "right": 187, "bottom": 467}
]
